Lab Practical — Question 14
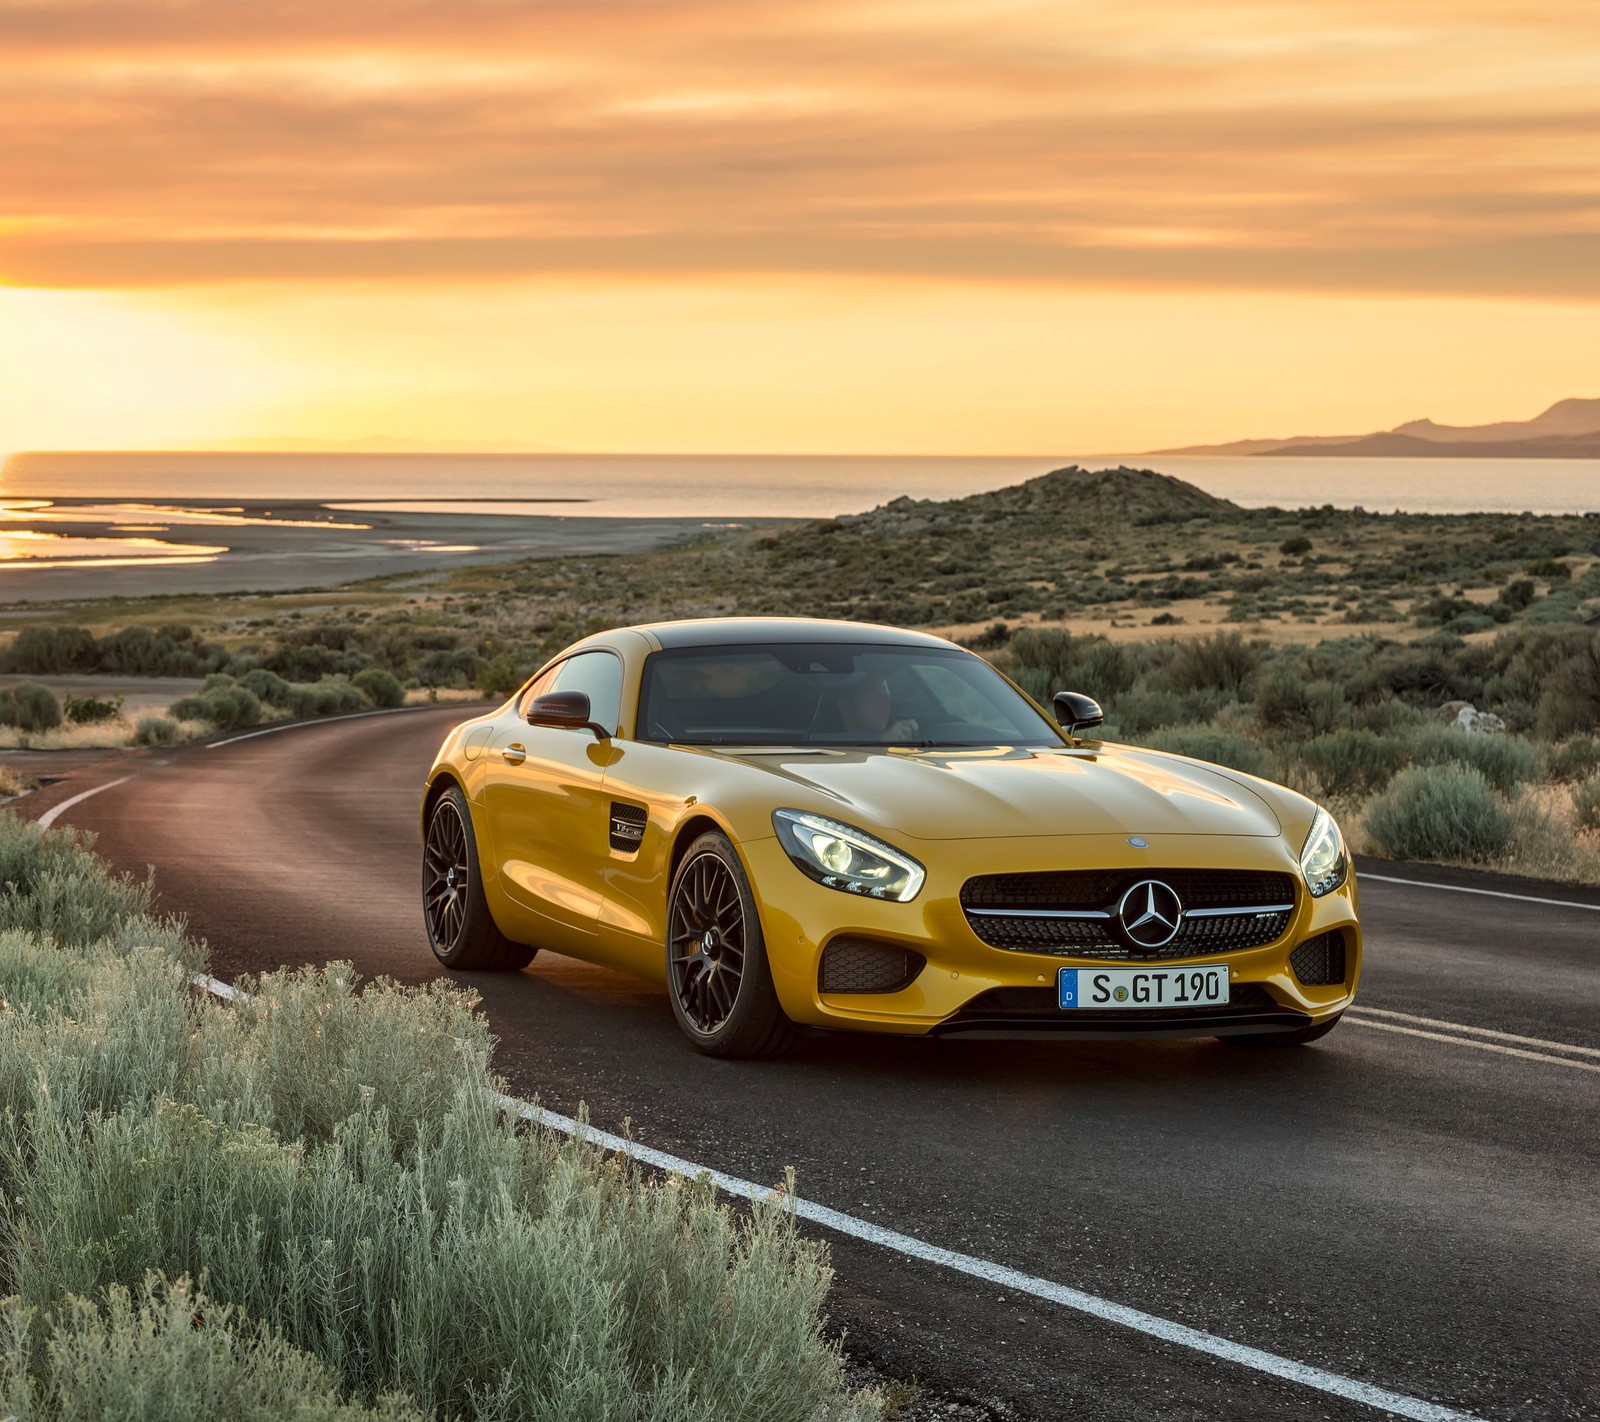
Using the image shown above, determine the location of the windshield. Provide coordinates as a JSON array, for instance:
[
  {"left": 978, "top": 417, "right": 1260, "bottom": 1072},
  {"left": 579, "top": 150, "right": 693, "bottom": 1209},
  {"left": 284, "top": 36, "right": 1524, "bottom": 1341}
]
[{"left": 637, "top": 642, "right": 1063, "bottom": 748}]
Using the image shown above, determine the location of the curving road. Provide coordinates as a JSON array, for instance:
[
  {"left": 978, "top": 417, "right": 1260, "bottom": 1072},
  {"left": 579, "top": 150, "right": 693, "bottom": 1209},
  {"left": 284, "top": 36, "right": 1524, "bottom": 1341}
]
[{"left": 24, "top": 706, "right": 1600, "bottom": 1422}]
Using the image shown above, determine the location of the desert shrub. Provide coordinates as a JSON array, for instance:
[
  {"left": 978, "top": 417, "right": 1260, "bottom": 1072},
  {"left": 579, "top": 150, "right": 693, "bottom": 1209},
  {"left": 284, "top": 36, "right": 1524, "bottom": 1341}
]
[
  {"left": 1103, "top": 689, "right": 1187, "bottom": 736},
  {"left": 1525, "top": 558, "right": 1572, "bottom": 580},
  {"left": 0, "top": 818, "right": 876, "bottom": 1422},
  {"left": 1279, "top": 536, "right": 1312, "bottom": 556},
  {"left": 1140, "top": 727, "right": 1273, "bottom": 778},
  {"left": 1363, "top": 765, "right": 1513, "bottom": 863},
  {"left": 1349, "top": 698, "right": 1432, "bottom": 737},
  {"left": 477, "top": 653, "right": 535, "bottom": 699},
  {"left": 0, "top": 1279, "right": 424, "bottom": 1422},
  {"left": 1535, "top": 629, "right": 1600, "bottom": 739},
  {"left": 0, "top": 626, "right": 98, "bottom": 675},
  {"left": 168, "top": 684, "right": 261, "bottom": 731},
  {"left": 1573, "top": 773, "right": 1600, "bottom": 834},
  {"left": 998, "top": 627, "right": 1082, "bottom": 688},
  {"left": 1162, "top": 632, "right": 1263, "bottom": 698},
  {"left": 1293, "top": 729, "right": 1411, "bottom": 797},
  {"left": 0, "top": 813, "right": 175, "bottom": 956},
  {"left": 1549, "top": 735, "right": 1600, "bottom": 784},
  {"left": 0, "top": 683, "right": 62, "bottom": 732},
  {"left": 352, "top": 667, "right": 405, "bottom": 708},
  {"left": 1498, "top": 578, "right": 1536, "bottom": 612},
  {"left": 237, "top": 668, "right": 294, "bottom": 707},
  {"left": 414, "top": 647, "right": 486, "bottom": 689},
  {"left": 1252, "top": 662, "right": 1347, "bottom": 736},
  {"left": 132, "top": 715, "right": 180, "bottom": 746},
  {"left": 1411, "top": 726, "right": 1544, "bottom": 794},
  {"left": 62, "top": 693, "right": 124, "bottom": 725},
  {"left": 285, "top": 678, "right": 366, "bottom": 718},
  {"left": 96, "top": 625, "right": 228, "bottom": 678}
]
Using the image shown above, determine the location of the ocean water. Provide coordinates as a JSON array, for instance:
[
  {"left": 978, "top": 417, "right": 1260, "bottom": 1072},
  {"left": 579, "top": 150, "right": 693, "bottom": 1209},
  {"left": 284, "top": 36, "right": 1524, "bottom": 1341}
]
[{"left": 2, "top": 450, "right": 1597, "bottom": 518}]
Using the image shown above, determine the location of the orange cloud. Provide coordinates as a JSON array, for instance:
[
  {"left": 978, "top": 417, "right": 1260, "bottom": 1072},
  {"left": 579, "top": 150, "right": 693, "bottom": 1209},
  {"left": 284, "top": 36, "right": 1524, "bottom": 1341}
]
[{"left": 1, "top": 0, "right": 1596, "bottom": 298}]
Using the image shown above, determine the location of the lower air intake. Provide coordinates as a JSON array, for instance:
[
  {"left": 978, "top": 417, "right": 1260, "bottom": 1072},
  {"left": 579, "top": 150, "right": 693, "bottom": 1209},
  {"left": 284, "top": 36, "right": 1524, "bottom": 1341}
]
[
  {"left": 1290, "top": 931, "right": 1347, "bottom": 987},
  {"left": 819, "top": 938, "right": 926, "bottom": 995}
]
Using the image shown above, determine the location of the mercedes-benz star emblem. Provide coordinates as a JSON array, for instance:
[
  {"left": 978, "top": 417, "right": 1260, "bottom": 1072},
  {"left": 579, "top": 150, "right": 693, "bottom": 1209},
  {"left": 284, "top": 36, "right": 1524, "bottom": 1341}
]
[{"left": 1116, "top": 879, "right": 1184, "bottom": 950}]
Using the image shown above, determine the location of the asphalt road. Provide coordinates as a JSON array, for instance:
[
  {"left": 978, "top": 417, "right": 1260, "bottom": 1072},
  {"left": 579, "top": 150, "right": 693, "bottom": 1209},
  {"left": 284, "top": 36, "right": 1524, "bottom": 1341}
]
[{"left": 23, "top": 706, "right": 1600, "bottom": 1422}]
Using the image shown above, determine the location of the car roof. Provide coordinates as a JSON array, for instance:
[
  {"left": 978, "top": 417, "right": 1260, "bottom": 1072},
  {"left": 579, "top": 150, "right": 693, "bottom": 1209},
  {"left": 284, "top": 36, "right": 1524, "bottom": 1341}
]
[{"left": 624, "top": 617, "right": 961, "bottom": 651}]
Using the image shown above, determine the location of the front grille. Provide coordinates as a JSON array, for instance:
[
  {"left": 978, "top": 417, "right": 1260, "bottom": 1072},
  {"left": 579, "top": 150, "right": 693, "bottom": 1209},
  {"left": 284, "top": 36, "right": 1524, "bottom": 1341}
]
[
  {"left": 961, "top": 868, "right": 1296, "bottom": 961},
  {"left": 819, "top": 937, "right": 925, "bottom": 994},
  {"left": 1290, "top": 931, "right": 1347, "bottom": 986},
  {"left": 609, "top": 802, "right": 648, "bottom": 853}
]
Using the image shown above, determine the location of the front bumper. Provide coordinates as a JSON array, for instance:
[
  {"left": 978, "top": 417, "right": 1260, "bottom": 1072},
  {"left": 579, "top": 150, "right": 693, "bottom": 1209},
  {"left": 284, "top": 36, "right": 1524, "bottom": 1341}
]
[{"left": 743, "top": 831, "right": 1361, "bottom": 1038}]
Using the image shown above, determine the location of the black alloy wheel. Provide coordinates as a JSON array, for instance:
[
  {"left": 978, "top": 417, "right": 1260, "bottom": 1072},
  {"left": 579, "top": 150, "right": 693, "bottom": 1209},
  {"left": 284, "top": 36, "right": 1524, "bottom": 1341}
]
[
  {"left": 422, "top": 786, "right": 536, "bottom": 971},
  {"left": 666, "top": 832, "right": 796, "bottom": 1057}
]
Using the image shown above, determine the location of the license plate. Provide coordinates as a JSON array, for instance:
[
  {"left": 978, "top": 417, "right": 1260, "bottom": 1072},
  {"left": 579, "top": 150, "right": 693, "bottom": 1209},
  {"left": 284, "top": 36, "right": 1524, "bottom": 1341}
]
[{"left": 1059, "top": 965, "right": 1229, "bottom": 1010}]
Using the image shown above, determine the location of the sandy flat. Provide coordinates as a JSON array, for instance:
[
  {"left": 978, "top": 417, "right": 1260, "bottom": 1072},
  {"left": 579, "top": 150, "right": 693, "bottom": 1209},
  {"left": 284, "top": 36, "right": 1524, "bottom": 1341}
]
[{"left": 0, "top": 500, "right": 794, "bottom": 603}]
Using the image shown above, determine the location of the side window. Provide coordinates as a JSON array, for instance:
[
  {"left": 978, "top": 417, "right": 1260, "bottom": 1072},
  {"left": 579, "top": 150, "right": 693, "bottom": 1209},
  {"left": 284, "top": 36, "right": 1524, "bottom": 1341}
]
[
  {"left": 547, "top": 651, "right": 625, "bottom": 735},
  {"left": 519, "top": 664, "right": 560, "bottom": 711}
]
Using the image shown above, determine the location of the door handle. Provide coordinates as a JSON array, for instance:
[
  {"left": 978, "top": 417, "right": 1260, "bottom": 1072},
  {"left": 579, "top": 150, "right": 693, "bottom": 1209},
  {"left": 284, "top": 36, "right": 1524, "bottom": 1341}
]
[{"left": 501, "top": 742, "right": 527, "bottom": 766}]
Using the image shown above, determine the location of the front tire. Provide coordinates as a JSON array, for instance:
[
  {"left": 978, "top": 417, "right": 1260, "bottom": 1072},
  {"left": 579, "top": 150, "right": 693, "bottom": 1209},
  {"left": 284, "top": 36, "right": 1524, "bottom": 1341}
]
[
  {"left": 423, "top": 786, "right": 535, "bottom": 971},
  {"left": 1219, "top": 1015, "right": 1341, "bottom": 1049},
  {"left": 666, "top": 832, "right": 797, "bottom": 1058}
]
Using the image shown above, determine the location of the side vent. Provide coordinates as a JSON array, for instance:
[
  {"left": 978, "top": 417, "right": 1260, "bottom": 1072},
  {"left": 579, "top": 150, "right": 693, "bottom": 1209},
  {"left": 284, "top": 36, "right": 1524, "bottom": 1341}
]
[
  {"left": 609, "top": 803, "right": 648, "bottom": 853},
  {"left": 1290, "top": 930, "right": 1347, "bottom": 987},
  {"left": 819, "top": 937, "right": 926, "bottom": 995}
]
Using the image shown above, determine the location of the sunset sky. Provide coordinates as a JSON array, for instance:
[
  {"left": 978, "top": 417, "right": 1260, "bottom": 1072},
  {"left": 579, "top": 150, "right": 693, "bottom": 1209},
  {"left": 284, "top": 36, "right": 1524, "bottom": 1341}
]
[{"left": 1, "top": 0, "right": 1596, "bottom": 454}]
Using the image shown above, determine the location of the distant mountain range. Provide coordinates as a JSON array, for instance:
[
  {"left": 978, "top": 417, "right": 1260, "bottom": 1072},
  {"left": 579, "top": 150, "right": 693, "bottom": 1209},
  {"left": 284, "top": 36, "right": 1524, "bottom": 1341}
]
[{"left": 1154, "top": 398, "right": 1600, "bottom": 458}]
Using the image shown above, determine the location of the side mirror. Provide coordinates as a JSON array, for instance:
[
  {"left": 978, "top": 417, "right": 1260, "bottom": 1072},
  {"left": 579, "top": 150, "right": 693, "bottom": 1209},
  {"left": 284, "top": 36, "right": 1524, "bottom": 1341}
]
[
  {"left": 1053, "top": 691, "right": 1104, "bottom": 737},
  {"left": 528, "top": 691, "right": 608, "bottom": 739}
]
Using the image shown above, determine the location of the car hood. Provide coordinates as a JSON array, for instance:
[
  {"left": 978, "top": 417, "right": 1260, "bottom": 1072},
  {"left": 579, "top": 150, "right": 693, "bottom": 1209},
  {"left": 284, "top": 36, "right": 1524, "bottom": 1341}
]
[{"left": 715, "top": 743, "right": 1283, "bottom": 841}]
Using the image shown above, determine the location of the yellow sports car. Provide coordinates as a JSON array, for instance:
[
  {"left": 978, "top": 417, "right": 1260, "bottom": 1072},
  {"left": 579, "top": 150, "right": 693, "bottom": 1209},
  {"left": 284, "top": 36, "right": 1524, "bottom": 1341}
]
[{"left": 421, "top": 617, "right": 1360, "bottom": 1056}]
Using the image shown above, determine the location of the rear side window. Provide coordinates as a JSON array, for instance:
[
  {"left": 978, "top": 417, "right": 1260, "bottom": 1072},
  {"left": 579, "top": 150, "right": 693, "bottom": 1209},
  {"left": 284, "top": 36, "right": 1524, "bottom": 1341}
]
[{"left": 523, "top": 651, "right": 625, "bottom": 735}]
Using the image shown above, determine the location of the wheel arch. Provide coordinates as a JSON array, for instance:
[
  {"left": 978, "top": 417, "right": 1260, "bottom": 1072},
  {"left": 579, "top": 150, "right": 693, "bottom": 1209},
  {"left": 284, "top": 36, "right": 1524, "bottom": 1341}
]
[
  {"left": 420, "top": 769, "right": 467, "bottom": 838},
  {"left": 668, "top": 812, "right": 730, "bottom": 884}
]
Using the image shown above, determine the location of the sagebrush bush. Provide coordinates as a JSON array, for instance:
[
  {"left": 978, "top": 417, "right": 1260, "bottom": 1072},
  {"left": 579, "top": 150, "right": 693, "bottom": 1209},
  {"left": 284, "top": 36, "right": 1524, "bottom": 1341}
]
[
  {"left": 1548, "top": 735, "right": 1600, "bottom": 784},
  {"left": 286, "top": 678, "right": 366, "bottom": 718},
  {"left": 1252, "top": 662, "right": 1347, "bottom": 737},
  {"left": 352, "top": 667, "right": 405, "bottom": 708},
  {"left": 1292, "top": 729, "right": 1410, "bottom": 798},
  {"left": 169, "top": 683, "right": 261, "bottom": 731},
  {"left": 61, "top": 694, "right": 123, "bottom": 726},
  {"left": 0, "top": 683, "right": 62, "bottom": 733},
  {"left": 1363, "top": 766, "right": 1513, "bottom": 863},
  {"left": 1573, "top": 773, "right": 1600, "bottom": 834},
  {"left": 0, "top": 1278, "right": 424, "bottom": 1422},
  {"left": 132, "top": 715, "right": 180, "bottom": 746},
  {"left": 1139, "top": 726, "right": 1272, "bottom": 778},
  {"left": 0, "top": 815, "right": 878, "bottom": 1422},
  {"left": 1163, "top": 632, "right": 1263, "bottom": 698},
  {"left": 1411, "top": 727, "right": 1545, "bottom": 795}
]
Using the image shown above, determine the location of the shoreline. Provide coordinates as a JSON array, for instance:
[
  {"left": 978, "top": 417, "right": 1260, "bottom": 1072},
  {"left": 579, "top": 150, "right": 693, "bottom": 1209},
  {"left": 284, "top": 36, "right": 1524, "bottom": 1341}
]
[{"left": 0, "top": 498, "right": 799, "bottom": 602}]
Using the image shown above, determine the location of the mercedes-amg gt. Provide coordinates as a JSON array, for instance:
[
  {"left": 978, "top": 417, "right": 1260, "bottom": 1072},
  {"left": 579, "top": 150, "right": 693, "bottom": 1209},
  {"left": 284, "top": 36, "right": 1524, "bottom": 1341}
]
[{"left": 421, "top": 618, "right": 1360, "bottom": 1056}]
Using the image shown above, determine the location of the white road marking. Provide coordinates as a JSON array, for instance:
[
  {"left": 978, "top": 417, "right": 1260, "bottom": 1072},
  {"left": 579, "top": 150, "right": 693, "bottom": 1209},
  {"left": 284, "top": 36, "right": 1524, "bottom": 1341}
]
[
  {"left": 1350, "top": 1006, "right": 1600, "bottom": 1059},
  {"left": 205, "top": 702, "right": 476, "bottom": 749},
  {"left": 1346, "top": 1015, "right": 1600, "bottom": 1074},
  {"left": 190, "top": 971, "right": 1483, "bottom": 1422},
  {"left": 1360, "top": 871, "right": 1600, "bottom": 913},
  {"left": 37, "top": 777, "right": 131, "bottom": 830}
]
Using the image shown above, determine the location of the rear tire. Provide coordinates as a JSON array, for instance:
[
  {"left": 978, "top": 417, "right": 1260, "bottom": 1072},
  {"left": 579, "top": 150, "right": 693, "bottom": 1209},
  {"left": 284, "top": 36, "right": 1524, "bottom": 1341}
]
[
  {"left": 666, "top": 832, "right": 797, "bottom": 1058},
  {"left": 1220, "top": 1015, "right": 1341, "bottom": 1049},
  {"left": 423, "top": 786, "right": 536, "bottom": 971}
]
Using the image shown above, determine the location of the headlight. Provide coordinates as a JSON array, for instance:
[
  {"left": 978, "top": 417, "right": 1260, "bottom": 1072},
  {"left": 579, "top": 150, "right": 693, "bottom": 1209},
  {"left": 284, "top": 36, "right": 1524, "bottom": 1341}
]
[
  {"left": 1299, "top": 806, "right": 1348, "bottom": 897},
  {"left": 772, "top": 809, "right": 926, "bottom": 902}
]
